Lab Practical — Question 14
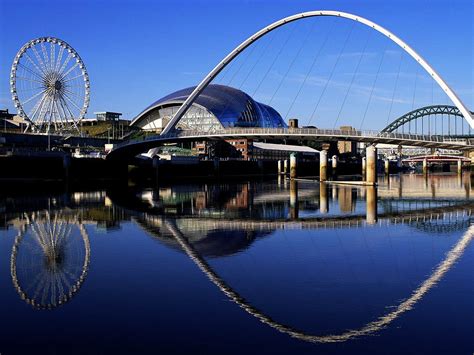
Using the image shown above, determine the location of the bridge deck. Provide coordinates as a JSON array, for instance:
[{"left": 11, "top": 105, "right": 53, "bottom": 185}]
[{"left": 108, "top": 128, "right": 474, "bottom": 160}]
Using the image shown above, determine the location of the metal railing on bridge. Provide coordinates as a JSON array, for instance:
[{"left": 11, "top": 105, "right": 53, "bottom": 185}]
[{"left": 113, "top": 127, "right": 471, "bottom": 150}]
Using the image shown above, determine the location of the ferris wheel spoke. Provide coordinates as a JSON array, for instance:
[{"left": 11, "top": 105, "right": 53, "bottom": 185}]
[
  {"left": 47, "top": 95, "right": 56, "bottom": 131},
  {"left": 36, "top": 96, "right": 51, "bottom": 128},
  {"left": 58, "top": 52, "right": 73, "bottom": 76},
  {"left": 58, "top": 271, "right": 73, "bottom": 291},
  {"left": 22, "top": 88, "right": 48, "bottom": 106},
  {"left": 28, "top": 93, "right": 48, "bottom": 121},
  {"left": 59, "top": 95, "right": 76, "bottom": 121},
  {"left": 53, "top": 99, "right": 66, "bottom": 128},
  {"left": 60, "top": 61, "right": 80, "bottom": 81},
  {"left": 40, "top": 42, "right": 51, "bottom": 73},
  {"left": 57, "top": 96, "right": 70, "bottom": 119},
  {"left": 63, "top": 87, "right": 83, "bottom": 100},
  {"left": 18, "top": 62, "right": 45, "bottom": 81},
  {"left": 50, "top": 42, "right": 55, "bottom": 72},
  {"left": 31, "top": 46, "right": 49, "bottom": 75},
  {"left": 23, "top": 53, "right": 47, "bottom": 78},
  {"left": 63, "top": 73, "right": 84, "bottom": 83},
  {"left": 62, "top": 91, "right": 83, "bottom": 112},
  {"left": 15, "top": 76, "right": 44, "bottom": 85},
  {"left": 55, "top": 45, "right": 65, "bottom": 72},
  {"left": 56, "top": 97, "right": 70, "bottom": 123}
]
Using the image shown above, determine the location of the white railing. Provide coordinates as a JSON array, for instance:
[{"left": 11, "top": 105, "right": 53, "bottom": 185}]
[{"left": 112, "top": 128, "right": 472, "bottom": 150}]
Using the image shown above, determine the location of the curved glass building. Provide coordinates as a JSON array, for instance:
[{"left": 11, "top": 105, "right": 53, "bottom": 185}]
[{"left": 130, "top": 84, "right": 287, "bottom": 131}]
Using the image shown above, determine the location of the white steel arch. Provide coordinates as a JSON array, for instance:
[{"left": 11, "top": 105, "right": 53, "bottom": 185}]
[{"left": 161, "top": 10, "right": 474, "bottom": 135}]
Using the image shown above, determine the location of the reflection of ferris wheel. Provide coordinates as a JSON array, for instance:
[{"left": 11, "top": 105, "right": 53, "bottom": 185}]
[
  {"left": 10, "top": 37, "right": 90, "bottom": 133},
  {"left": 10, "top": 211, "right": 90, "bottom": 310}
]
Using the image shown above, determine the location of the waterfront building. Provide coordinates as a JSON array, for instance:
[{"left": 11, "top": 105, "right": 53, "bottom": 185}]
[
  {"left": 130, "top": 84, "right": 287, "bottom": 132},
  {"left": 337, "top": 126, "right": 358, "bottom": 154}
]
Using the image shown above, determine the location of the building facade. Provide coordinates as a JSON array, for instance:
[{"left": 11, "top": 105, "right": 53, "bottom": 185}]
[{"left": 130, "top": 84, "right": 287, "bottom": 132}]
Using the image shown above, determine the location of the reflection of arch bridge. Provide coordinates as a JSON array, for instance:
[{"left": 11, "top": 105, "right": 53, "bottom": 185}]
[
  {"left": 109, "top": 11, "right": 474, "bottom": 160},
  {"left": 161, "top": 219, "right": 474, "bottom": 343},
  {"left": 138, "top": 202, "right": 473, "bottom": 233}
]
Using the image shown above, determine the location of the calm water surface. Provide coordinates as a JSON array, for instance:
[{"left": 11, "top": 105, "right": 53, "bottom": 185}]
[{"left": 0, "top": 173, "right": 473, "bottom": 354}]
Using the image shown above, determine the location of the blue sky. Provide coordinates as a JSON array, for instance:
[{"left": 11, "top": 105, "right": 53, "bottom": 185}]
[{"left": 0, "top": 0, "right": 472, "bottom": 130}]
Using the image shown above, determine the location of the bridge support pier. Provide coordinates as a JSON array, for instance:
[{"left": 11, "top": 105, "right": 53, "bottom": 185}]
[
  {"left": 366, "top": 145, "right": 377, "bottom": 185},
  {"left": 362, "top": 157, "right": 366, "bottom": 178},
  {"left": 320, "top": 150, "right": 328, "bottom": 181},
  {"left": 384, "top": 159, "right": 390, "bottom": 175},
  {"left": 278, "top": 160, "right": 283, "bottom": 175},
  {"left": 332, "top": 155, "right": 338, "bottom": 176},
  {"left": 457, "top": 159, "right": 462, "bottom": 174},
  {"left": 366, "top": 186, "right": 377, "bottom": 225},
  {"left": 284, "top": 159, "right": 288, "bottom": 175},
  {"left": 290, "top": 153, "right": 297, "bottom": 179},
  {"left": 423, "top": 158, "right": 428, "bottom": 175}
]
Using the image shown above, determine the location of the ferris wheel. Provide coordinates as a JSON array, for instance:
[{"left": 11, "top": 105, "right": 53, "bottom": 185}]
[
  {"left": 11, "top": 211, "right": 91, "bottom": 310},
  {"left": 10, "top": 37, "right": 90, "bottom": 134}
]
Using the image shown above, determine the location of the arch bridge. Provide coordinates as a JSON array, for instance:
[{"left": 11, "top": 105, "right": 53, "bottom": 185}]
[
  {"left": 381, "top": 105, "right": 474, "bottom": 137},
  {"left": 109, "top": 11, "right": 474, "bottom": 160}
]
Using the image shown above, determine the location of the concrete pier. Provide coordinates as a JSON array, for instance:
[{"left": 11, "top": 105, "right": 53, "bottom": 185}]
[
  {"left": 332, "top": 155, "right": 338, "bottom": 175},
  {"left": 362, "top": 157, "right": 366, "bottom": 178},
  {"left": 366, "top": 145, "right": 377, "bottom": 185},
  {"left": 457, "top": 159, "right": 462, "bottom": 174},
  {"left": 278, "top": 160, "right": 283, "bottom": 175},
  {"left": 423, "top": 158, "right": 428, "bottom": 175},
  {"left": 290, "top": 153, "right": 297, "bottom": 179},
  {"left": 366, "top": 186, "right": 377, "bottom": 225},
  {"left": 284, "top": 159, "right": 288, "bottom": 175},
  {"left": 384, "top": 159, "right": 390, "bottom": 175},
  {"left": 320, "top": 150, "right": 328, "bottom": 182}
]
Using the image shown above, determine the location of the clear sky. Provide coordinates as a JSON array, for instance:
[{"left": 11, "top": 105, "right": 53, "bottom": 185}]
[{"left": 0, "top": 0, "right": 472, "bottom": 130}]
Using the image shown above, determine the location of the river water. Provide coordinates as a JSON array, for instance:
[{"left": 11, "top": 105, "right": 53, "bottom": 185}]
[{"left": 0, "top": 173, "right": 473, "bottom": 354}]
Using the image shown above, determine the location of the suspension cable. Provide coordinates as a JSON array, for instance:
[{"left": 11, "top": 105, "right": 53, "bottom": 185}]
[
  {"left": 238, "top": 30, "right": 278, "bottom": 91},
  {"left": 385, "top": 52, "right": 404, "bottom": 127},
  {"left": 411, "top": 67, "right": 419, "bottom": 133},
  {"left": 308, "top": 21, "right": 356, "bottom": 126},
  {"left": 251, "top": 23, "right": 298, "bottom": 98},
  {"left": 284, "top": 19, "right": 336, "bottom": 121},
  {"left": 267, "top": 20, "right": 317, "bottom": 107},
  {"left": 217, "top": 31, "right": 278, "bottom": 121},
  {"left": 333, "top": 30, "right": 373, "bottom": 129},
  {"left": 226, "top": 40, "right": 259, "bottom": 87},
  {"left": 359, "top": 42, "right": 389, "bottom": 130}
]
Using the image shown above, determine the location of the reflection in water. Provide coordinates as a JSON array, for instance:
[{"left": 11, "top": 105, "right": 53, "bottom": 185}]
[
  {"left": 162, "top": 219, "right": 474, "bottom": 343},
  {"left": 0, "top": 173, "right": 473, "bottom": 352},
  {"left": 10, "top": 211, "right": 90, "bottom": 310},
  {"left": 366, "top": 186, "right": 377, "bottom": 225}
]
